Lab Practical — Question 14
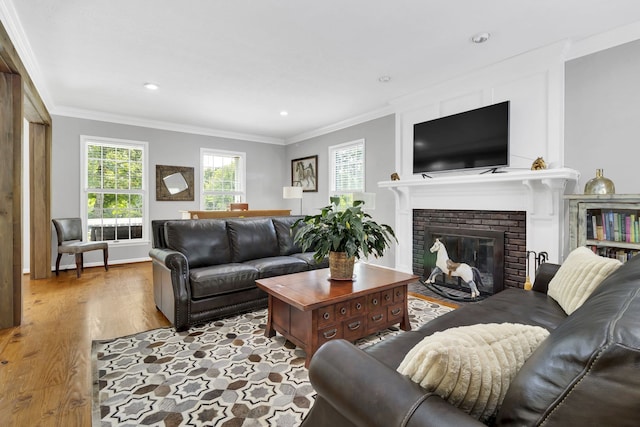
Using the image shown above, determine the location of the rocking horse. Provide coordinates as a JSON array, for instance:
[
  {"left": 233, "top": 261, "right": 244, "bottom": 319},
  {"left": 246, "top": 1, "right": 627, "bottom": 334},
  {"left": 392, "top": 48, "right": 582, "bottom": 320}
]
[{"left": 424, "top": 238, "right": 483, "bottom": 298}]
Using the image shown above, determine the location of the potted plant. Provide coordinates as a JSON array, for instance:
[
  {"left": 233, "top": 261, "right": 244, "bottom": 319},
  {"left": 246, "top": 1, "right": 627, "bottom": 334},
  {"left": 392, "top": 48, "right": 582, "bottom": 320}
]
[{"left": 293, "top": 197, "right": 397, "bottom": 279}]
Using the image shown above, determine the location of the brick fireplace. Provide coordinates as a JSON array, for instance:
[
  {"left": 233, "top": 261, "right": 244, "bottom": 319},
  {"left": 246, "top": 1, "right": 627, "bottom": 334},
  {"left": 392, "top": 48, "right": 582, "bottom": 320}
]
[
  {"left": 379, "top": 168, "right": 580, "bottom": 284},
  {"left": 413, "top": 209, "right": 526, "bottom": 292}
]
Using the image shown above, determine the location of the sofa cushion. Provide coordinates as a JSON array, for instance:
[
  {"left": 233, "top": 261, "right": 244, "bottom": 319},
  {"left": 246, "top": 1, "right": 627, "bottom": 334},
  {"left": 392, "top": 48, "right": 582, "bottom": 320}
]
[
  {"left": 496, "top": 254, "right": 640, "bottom": 425},
  {"left": 547, "top": 246, "right": 621, "bottom": 314},
  {"left": 164, "top": 220, "right": 231, "bottom": 268},
  {"left": 272, "top": 216, "right": 304, "bottom": 255},
  {"left": 189, "top": 264, "right": 259, "bottom": 299},
  {"left": 227, "top": 218, "right": 280, "bottom": 262},
  {"left": 397, "top": 323, "right": 549, "bottom": 422},
  {"left": 243, "top": 256, "right": 308, "bottom": 278}
]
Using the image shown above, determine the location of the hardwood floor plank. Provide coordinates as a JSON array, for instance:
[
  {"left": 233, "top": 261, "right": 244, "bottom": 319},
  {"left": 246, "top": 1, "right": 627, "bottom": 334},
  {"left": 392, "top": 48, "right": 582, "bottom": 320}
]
[{"left": 0, "top": 261, "right": 170, "bottom": 426}]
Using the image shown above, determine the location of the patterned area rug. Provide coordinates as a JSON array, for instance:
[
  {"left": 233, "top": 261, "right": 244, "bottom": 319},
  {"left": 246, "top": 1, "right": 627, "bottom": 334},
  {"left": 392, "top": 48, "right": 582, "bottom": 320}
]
[{"left": 92, "top": 296, "right": 453, "bottom": 426}]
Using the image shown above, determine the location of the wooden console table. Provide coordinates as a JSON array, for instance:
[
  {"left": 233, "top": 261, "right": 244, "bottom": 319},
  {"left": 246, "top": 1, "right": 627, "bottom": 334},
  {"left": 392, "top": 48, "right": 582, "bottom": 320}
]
[
  {"left": 181, "top": 209, "right": 291, "bottom": 219},
  {"left": 256, "top": 263, "right": 417, "bottom": 367}
]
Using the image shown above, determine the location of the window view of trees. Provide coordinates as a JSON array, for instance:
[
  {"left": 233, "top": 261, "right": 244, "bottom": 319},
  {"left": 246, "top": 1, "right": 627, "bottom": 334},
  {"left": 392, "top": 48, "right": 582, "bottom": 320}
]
[
  {"left": 330, "top": 140, "right": 365, "bottom": 209},
  {"left": 86, "top": 143, "right": 145, "bottom": 241},
  {"left": 201, "top": 151, "right": 245, "bottom": 210}
]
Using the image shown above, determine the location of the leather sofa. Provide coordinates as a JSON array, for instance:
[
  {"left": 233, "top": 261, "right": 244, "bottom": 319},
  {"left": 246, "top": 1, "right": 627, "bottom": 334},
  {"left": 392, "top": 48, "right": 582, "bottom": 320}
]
[
  {"left": 301, "top": 254, "right": 640, "bottom": 426},
  {"left": 149, "top": 216, "right": 327, "bottom": 331}
]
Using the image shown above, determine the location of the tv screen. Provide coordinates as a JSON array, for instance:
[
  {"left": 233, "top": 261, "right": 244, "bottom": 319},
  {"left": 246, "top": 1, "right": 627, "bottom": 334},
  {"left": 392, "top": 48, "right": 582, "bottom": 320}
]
[{"left": 413, "top": 101, "right": 509, "bottom": 174}]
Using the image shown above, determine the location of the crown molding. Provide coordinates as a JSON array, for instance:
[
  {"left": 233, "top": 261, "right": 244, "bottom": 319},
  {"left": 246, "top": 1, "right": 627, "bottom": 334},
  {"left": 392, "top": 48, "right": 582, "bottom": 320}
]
[
  {"left": 53, "top": 106, "right": 286, "bottom": 145},
  {"left": 285, "top": 105, "right": 395, "bottom": 144},
  {"left": 566, "top": 20, "right": 640, "bottom": 61}
]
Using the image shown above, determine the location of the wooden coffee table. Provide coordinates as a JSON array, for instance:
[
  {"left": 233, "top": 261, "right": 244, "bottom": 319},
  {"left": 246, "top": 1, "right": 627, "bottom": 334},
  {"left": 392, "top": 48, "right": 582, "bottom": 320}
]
[{"left": 255, "top": 263, "right": 418, "bottom": 367}]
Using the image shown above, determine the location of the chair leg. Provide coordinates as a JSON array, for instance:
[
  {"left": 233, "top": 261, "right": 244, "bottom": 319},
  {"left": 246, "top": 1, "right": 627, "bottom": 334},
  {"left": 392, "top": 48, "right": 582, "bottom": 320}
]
[
  {"left": 103, "top": 247, "right": 109, "bottom": 271},
  {"left": 55, "top": 254, "right": 62, "bottom": 276},
  {"left": 75, "top": 253, "right": 82, "bottom": 278}
]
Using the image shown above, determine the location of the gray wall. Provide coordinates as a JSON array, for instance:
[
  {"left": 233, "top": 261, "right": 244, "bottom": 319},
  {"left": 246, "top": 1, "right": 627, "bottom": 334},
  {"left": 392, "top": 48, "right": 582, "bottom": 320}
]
[
  {"left": 565, "top": 39, "right": 640, "bottom": 193},
  {"left": 286, "top": 114, "right": 396, "bottom": 267},
  {"left": 51, "top": 115, "right": 287, "bottom": 268}
]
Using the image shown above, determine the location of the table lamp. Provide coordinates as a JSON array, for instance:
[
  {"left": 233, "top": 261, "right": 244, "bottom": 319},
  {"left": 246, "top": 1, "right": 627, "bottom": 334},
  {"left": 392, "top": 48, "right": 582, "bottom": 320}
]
[{"left": 283, "top": 186, "right": 303, "bottom": 215}]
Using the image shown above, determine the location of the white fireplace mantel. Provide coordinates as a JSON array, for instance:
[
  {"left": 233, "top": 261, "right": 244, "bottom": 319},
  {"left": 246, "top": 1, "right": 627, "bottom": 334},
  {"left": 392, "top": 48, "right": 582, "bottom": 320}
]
[{"left": 379, "top": 168, "right": 580, "bottom": 273}]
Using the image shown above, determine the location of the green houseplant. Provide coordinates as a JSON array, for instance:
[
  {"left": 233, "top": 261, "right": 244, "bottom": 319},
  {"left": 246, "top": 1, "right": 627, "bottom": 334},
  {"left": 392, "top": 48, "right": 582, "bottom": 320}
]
[{"left": 293, "top": 197, "right": 397, "bottom": 279}]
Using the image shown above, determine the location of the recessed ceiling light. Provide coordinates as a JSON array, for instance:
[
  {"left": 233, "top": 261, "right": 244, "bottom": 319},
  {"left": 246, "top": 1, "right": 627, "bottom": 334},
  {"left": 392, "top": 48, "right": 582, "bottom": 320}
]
[
  {"left": 144, "top": 82, "right": 159, "bottom": 90},
  {"left": 378, "top": 75, "right": 391, "bottom": 83},
  {"left": 471, "top": 32, "right": 491, "bottom": 44},
  {"left": 280, "top": 111, "right": 288, "bottom": 116}
]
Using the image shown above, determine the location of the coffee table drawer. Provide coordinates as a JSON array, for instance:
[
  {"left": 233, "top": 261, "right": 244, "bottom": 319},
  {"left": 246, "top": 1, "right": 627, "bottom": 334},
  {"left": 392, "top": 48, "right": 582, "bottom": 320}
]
[
  {"left": 393, "top": 286, "right": 406, "bottom": 303},
  {"left": 366, "top": 310, "right": 387, "bottom": 332},
  {"left": 317, "top": 305, "right": 336, "bottom": 327},
  {"left": 350, "top": 297, "right": 366, "bottom": 315},
  {"left": 342, "top": 316, "right": 366, "bottom": 341},
  {"left": 317, "top": 324, "right": 343, "bottom": 346},
  {"left": 381, "top": 288, "right": 394, "bottom": 306},
  {"left": 367, "top": 292, "right": 382, "bottom": 311},
  {"left": 336, "top": 301, "right": 350, "bottom": 320},
  {"left": 388, "top": 303, "right": 405, "bottom": 323}
]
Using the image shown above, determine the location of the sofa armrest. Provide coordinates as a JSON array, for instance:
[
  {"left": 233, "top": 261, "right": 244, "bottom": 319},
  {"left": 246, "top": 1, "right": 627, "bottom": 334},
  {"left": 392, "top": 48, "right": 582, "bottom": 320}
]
[
  {"left": 532, "top": 262, "right": 560, "bottom": 294},
  {"left": 149, "top": 248, "right": 191, "bottom": 330},
  {"left": 307, "top": 340, "right": 485, "bottom": 427}
]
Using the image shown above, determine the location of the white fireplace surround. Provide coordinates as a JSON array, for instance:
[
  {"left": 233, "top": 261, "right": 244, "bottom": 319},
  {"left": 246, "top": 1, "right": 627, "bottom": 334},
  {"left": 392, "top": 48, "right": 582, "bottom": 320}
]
[{"left": 379, "top": 168, "right": 580, "bottom": 274}]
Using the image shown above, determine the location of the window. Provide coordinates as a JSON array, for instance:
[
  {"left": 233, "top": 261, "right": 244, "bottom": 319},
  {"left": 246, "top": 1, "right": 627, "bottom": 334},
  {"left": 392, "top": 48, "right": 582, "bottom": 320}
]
[
  {"left": 329, "top": 139, "right": 365, "bottom": 205},
  {"left": 200, "top": 149, "right": 246, "bottom": 210},
  {"left": 81, "top": 136, "right": 148, "bottom": 243}
]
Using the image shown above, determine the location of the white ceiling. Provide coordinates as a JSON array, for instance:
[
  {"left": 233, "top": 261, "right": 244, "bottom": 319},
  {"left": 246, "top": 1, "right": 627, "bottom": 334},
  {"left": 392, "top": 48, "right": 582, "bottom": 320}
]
[{"left": 4, "top": 0, "right": 640, "bottom": 143}]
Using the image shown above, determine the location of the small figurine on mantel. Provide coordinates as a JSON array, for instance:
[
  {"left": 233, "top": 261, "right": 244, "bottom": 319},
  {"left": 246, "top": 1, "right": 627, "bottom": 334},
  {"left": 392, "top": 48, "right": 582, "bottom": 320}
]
[
  {"left": 391, "top": 172, "right": 400, "bottom": 181},
  {"left": 530, "top": 157, "right": 547, "bottom": 171}
]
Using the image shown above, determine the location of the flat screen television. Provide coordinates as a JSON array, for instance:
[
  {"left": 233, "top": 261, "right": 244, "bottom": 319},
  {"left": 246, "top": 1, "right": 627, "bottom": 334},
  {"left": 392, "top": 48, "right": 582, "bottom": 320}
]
[{"left": 413, "top": 101, "right": 509, "bottom": 174}]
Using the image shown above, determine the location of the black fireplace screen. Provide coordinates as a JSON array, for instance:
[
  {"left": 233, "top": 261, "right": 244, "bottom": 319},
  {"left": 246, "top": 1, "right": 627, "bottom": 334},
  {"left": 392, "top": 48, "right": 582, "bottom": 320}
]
[{"left": 424, "top": 226, "right": 505, "bottom": 295}]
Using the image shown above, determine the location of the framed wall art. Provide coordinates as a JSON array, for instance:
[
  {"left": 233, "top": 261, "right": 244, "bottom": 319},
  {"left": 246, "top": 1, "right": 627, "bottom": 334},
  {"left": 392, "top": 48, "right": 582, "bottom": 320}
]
[
  {"left": 156, "top": 165, "right": 195, "bottom": 201},
  {"left": 291, "top": 155, "right": 318, "bottom": 192}
]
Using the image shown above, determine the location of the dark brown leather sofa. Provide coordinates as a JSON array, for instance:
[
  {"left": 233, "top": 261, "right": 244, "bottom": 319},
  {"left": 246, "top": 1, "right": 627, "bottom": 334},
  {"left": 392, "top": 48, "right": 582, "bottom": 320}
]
[
  {"left": 301, "top": 255, "right": 640, "bottom": 426},
  {"left": 149, "top": 216, "right": 327, "bottom": 331}
]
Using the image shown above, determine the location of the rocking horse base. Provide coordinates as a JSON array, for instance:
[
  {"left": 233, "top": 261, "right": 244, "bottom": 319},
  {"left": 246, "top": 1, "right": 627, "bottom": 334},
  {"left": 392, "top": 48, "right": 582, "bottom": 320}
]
[{"left": 419, "top": 277, "right": 486, "bottom": 303}]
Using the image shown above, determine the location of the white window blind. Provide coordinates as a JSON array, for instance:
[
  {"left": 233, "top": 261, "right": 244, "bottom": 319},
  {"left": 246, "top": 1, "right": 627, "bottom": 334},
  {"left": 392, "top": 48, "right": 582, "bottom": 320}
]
[{"left": 330, "top": 139, "right": 365, "bottom": 195}]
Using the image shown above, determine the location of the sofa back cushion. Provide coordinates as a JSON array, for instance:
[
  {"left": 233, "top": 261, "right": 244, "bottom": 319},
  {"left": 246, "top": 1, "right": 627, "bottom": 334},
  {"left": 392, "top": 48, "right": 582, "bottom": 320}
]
[
  {"left": 272, "top": 216, "right": 304, "bottom": 255},
  {"left": 227, "top": 218, "right": 280, "bottom": 262},
  {"left": 495, "top": 254, "right": 640, "bottom": 425},
  {"left": 164, "top": 220, "right": 231, "bottom": 268}
]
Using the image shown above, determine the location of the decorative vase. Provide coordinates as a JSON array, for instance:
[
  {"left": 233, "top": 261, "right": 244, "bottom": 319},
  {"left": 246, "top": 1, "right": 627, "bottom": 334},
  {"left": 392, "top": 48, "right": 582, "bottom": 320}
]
[
  {"left": 329, "top": 251, "right": 355, "bottom": 280},
  {"left": 584, "top": 169, "right": 615, "bottom": 195}
]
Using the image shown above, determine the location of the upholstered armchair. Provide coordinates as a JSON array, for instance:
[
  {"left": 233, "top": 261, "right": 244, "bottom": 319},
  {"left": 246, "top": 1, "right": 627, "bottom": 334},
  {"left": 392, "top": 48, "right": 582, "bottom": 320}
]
[{"left": 52, "top": 218, "right": 108, "bottom": 278}]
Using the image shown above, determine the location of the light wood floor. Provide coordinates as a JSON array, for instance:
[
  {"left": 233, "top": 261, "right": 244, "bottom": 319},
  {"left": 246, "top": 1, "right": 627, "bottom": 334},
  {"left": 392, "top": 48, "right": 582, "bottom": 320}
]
[{"left": 0, "top": 262, "right": 170, "bottom": 427}]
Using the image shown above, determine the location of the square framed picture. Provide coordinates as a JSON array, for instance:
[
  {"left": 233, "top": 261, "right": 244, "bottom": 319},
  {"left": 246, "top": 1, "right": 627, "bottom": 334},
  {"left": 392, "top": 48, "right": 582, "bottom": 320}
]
[{"left": 291, "top": 155, "right": 318, "bottom": 192}]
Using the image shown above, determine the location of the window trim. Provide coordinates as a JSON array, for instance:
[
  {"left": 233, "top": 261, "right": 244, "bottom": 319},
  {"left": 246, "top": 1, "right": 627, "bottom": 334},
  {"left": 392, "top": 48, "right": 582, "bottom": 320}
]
[
  {"left": 200, "top": 148, "right": 247, "bottom": 210},
  {"left": 80, "top": 135, "right": 149, "bottom": 245},
  {"left": 328, "top": 138, "right": 366, "bottom": 197}
]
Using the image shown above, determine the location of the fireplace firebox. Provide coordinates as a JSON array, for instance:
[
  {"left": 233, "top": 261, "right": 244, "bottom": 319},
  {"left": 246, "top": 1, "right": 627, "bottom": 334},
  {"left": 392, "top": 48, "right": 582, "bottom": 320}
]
[
  {"left": 413, "top": 209, "right": 527, "bottom": 295},
  {"left": 424, "top": 226, "right": 504, "bottom": 295}
]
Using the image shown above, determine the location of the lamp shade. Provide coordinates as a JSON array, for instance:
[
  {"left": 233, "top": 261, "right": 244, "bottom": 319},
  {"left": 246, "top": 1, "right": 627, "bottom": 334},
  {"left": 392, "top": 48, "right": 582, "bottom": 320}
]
[{"left": 283, "top": 186, "right": 303, "bottom": 199}]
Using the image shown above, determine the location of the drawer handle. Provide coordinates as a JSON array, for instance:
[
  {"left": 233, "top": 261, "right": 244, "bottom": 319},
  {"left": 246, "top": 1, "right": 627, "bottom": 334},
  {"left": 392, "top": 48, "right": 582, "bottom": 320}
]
[
  {"left": 355, "top": 303, "right": 362, "bottom": 310},
  {"left": 323, "top": 328, "right": 338, "bottom": 339},
  {"left": 371, "top": 314, "right": 383, "bottom": 322},
  {"left": 347, "top": 321, "right": 361, "bottom": 331},
  {"left": 340, "top": 307, "right": 347, "bottom": 315},
  {"left": 372, "top": 298, "right": 378, "bottom": 305},
  {"left": 323, "top": 312, "right": 330, "bottom": 320},
  {"left": 385, "top": 294, "right": 391, "bottom": 301},
  {"left": 396, "top": 291, "right": 401, "bottom": 297},
  {"left": 391, "top": 308, "right": 401, "bottom": 316}
]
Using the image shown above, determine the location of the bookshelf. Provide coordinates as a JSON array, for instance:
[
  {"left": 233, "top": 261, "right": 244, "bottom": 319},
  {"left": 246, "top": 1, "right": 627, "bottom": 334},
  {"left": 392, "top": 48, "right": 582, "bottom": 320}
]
[{"left": 566, "top": 195, "right": 640, "bottom": 262}]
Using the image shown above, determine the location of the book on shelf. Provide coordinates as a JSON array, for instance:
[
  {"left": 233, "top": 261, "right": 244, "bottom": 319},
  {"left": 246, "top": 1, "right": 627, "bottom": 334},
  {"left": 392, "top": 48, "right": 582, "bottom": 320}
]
[{"left": 591, "top": 210, "right": 640, "bottom": 243}]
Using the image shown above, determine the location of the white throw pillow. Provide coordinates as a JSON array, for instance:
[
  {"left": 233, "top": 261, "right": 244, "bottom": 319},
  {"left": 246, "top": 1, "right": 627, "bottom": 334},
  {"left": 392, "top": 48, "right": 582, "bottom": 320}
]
[
  {"left": 397, "top": 323, "right": 549, "bottom": 422},
  {"left": 547, "top": 246, "right": 621, "bottom": 315}
]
